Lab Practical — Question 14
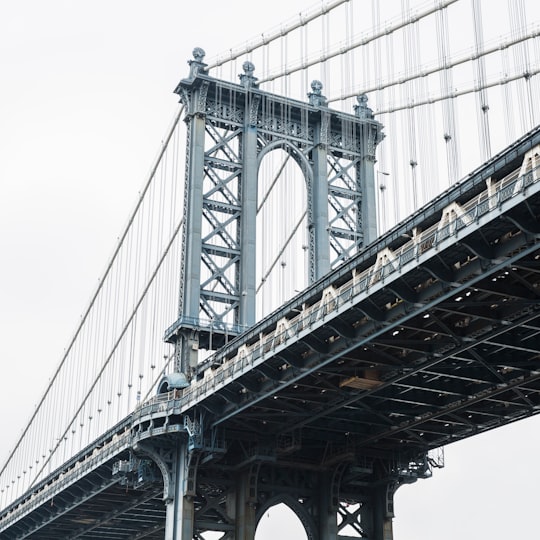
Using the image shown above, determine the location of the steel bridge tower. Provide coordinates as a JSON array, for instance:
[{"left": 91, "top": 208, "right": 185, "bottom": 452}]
[
  {"left": 143, "top": 49, "right": 424, "bottom": 540},
  {"left": 163, "top": 48, "right": 383, "bottom": 385}
]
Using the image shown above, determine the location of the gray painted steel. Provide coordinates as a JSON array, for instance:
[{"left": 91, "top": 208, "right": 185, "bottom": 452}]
[
  {"left": 2, "top": 59, "right": 539, "bottom": 540},
  {"left": 167, "top": 50, "right": 383, "bottom": 383}
]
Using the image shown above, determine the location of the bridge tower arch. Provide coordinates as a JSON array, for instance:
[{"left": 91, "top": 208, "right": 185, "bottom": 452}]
[
  {"left": 256, "top": 143, "right": 309, "bottom": 317},
  {"left": 164, "top": 48, "right": 384, "bottom": 383}
]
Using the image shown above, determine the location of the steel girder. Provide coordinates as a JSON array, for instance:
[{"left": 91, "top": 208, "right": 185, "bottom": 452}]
[
  {"left": 3, "top": 65, "right": 540, "bottom": 540},
  {"left": 189, "top": 140, "right": 540, "bottom": 465}
]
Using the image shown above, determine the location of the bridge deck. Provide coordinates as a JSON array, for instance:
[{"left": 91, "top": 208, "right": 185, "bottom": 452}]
[
  {"left": 178, "top": 125, "right": 540, "bottom": 462},
  {"left": 2, "top": 126, "right": 540, "bottom": 539}
]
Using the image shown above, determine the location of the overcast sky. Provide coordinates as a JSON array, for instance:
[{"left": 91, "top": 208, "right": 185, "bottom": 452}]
[{"left": 0, "top": 1, "right": 539, "bottom": 539}]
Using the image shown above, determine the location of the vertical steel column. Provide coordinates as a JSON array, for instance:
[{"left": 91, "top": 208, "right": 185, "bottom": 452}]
[
  {"left": 359, "top": 144, "right": 378, "bottom": 246},
  {"left": 181, "top": 112, "right": 206, "bottom": 322},
  {"left": 370, "top": 482, "right": 396, "bottom": 540},
  {"left": 311, "top": 117, "right": 331, "bottom": 281},
  {"left": 172, "top": 50, "right": 209, "bottom": 377},
  {"left": 309, "top": 82, "right": 331, "bottom": 282},
  {"left": 235, "top": 467, "right": 258, "bottom": 540},
  {"left": 238, "top": 86, "right": 259, "bottom": 328},
  {"left": 176, "top": 106, "right": 206, "bottom": 375},
  {"left": 163, "top": 443, "right": 195, "bottom": 540},
  {"left": 354, "top": 459, "right": 423, "bottom": 540},
  {"left": 318, "top": 471, "right": 338, "bottom": 540},
  {"left": 354, "top": 95, "right": 383, "bottom": 247}
]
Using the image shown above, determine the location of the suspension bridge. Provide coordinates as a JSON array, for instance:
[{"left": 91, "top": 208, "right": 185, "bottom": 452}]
[{"left": 1, "top": 0, "right": 539, "bottom": 538}]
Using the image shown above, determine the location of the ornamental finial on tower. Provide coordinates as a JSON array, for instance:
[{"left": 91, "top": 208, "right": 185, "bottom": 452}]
[
  {"left": 187, "top": 47, "right": 208, "bottom": 79},
  {"left": 239, "top": 61, "right": 259, "bottom": 89},
  {"left": 192, "top": 47, "right": 205, "bottom": 61},
  {"left": 354, "top": 93, "right": 374, "bottom": 119},
  {"left": 308, "top": 80, "right": 327, "bottom": 107}
]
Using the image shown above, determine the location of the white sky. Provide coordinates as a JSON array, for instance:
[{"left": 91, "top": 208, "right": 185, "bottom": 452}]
[{"left": 0, "top": 1, "right": 539, "bottom": 539}]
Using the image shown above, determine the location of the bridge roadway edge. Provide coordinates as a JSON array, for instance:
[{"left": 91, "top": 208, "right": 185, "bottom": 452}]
[{"left": 1, "top": 126, "right": 540, "bottom": 538}]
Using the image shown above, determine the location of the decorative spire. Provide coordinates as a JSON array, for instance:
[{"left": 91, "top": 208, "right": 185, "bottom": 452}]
[
  {"left": 239, "top": 61, "right": 259, "bottom": 89},
  {"left": 308, "top": 80, "right": 328, "bottom": 107},
  {"left": 187, "top": 47, "right": 208, "bottom": 79},
  {"left": 354, "top": 94, "right": 374, "bottom": 119}
]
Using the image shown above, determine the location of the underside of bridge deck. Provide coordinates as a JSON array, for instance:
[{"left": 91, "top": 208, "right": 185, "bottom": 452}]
[
  {"left": 207, "top": 216, "right": 540, "bottom": 461},
  {"left": 2, "top": 453, "right": 166, "bottom": 539},
  {"left": 2, "top": 129, "right": 540, "bottom": 540}
]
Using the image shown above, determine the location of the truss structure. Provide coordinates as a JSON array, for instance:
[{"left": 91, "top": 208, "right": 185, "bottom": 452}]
[
  {"left": 164, "top": 50, "right": 383, "bottom": 379},
  {"left": 2, "top": 124, "right": 539, "bottom": 540}
]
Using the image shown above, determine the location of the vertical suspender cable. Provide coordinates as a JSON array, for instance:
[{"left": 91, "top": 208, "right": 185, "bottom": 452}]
[{"left": 471, "top": 0, "right": 491, "bottom": 161}]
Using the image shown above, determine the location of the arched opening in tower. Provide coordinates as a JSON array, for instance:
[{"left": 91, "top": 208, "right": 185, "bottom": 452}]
[{"left": 256, "top": 146, "right": 309, "bottom": 320}]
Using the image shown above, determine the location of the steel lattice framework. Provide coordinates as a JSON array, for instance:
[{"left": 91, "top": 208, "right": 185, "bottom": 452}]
[
  {"left": 3, "top": 1, "right": 540, "bottom": 519},
  {"left": 1, "top": 121, "right": 538, "bottom": 540},
  {"left": 164, "top": 51, "right": 383, "bottom": 383},
  {"left": 0, "top": 1, "right": 539, "bottom": 538}
]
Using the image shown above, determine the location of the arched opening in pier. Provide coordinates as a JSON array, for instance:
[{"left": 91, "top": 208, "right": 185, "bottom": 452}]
[
  {"left": 256, "top": 502, "right": 308, "bottom": 539},
  {"left": 256, "top": 145, "right": 309, "bottom": 320}
]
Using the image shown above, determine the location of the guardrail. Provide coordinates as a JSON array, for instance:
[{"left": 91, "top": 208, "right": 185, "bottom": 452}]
[
  {"left": 0, "top": 395, "right": 192, "bottom": 531},
  {"left": 0, "top": 430, "right": 131, "bottom": 531},
  {"left": 148, "top": 159, "right": 539, "bottom": 415},
  {"left": 2, "top": 153, "right": 537, "bottom": 533}
]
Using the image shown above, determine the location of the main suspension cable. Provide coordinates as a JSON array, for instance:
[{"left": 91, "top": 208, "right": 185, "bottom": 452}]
[
  {"left": 0, "top": 105, "right": 184, "bottom": 480},
  {"left": 257, "top": 0, "right": 459, "bottom": 84},
  {"left": 206, "top": 0, "right": 350, "bottom": 69}
]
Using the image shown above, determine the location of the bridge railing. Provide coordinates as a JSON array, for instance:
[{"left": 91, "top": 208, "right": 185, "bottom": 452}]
[
  {"left": 2, "top": 151, "right": 537, "bottom": 532},
  {"left": 0, "top": 427, "right": 132, "bottom": 530},
  {"left": 147, "top": 160, "right": 538, "bottom": 415}
]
